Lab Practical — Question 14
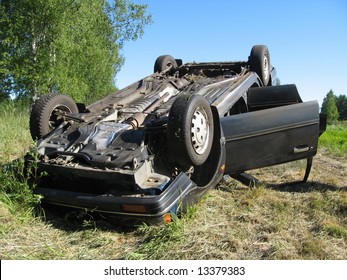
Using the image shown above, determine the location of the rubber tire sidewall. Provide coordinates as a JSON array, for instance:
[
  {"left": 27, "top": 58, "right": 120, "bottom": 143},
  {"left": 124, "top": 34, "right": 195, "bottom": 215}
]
[
  {"left": 30, "top": 93, "right": 78, "bottom": 140},
  {"left": 167, "top": 94, "right": 214, "bottom": 167},
  {"left": 154, "top": 55, "right": 178, "bottom": 73},
  {"left": 249, "top": 45, "right": 271, "bottom": 86}
]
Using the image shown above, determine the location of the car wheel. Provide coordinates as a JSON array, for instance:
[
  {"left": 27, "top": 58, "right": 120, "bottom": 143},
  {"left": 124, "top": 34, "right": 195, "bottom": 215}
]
[
  {"left": 167, "top": 94, "right": 214, "bottom": 167},
  {"left": 154, "top": 55, "right": 178, "bottom": 73},
  {"left": 30, "top": 93, "right": 78, "bottom": 140},
  {"left": 249, "top": 45, "right": 271, "bottom": 86}
]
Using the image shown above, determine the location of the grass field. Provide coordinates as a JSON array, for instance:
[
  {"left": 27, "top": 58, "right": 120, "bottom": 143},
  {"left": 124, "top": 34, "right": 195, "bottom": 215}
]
[
  {"left": 0, "top": 101, "right": 346, "bottom": 260},
  {"left": 318, "top": 121, "right": 347, "bottom": 157}
]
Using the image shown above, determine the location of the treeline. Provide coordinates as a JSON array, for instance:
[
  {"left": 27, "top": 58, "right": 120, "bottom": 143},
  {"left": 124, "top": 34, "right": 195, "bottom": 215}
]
[
  {"left": 0, "top": 0, "right": 152, "bottom": 104},
  {"left": 321, "top": 90, "right": 347, "bottom": 123}
]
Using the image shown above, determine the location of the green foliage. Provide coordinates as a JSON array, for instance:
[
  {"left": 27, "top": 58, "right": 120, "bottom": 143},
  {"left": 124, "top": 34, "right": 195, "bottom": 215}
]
[
  {"left": 321, "top": 90, "right": 347, "bottom": 122},
  {"left": 52, "top": 0, "right": 118, "bottom": 103},
  {"left": 0, "top": 100, "right": 42, "bottom": 228},
  {"left": 0, "top": 0, "right": 152, "bottom": 103},
  {"left": 318, "top": 122, "right": 347, "bottom": 157},
  {"left": 0, "top": 157, "right": 42, "bottom": 214},
  {"left": 321, "top": 90, "right": 339, "bottom": 124},
  {"left": 0, "top": 0, "right": 60, "bottom": 97},
  {"left": 336, "top": 94, "right": 347, "bottom": 121}
]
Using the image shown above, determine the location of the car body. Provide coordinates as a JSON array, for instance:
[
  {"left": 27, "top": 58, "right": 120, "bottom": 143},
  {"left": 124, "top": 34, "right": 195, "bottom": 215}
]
[{"left": 28, "top": 45, "right": 326, "bottom": 224}]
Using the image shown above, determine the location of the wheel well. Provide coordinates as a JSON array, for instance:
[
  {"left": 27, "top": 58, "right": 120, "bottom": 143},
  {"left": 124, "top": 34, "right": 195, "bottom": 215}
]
[{"left": 226, "top": 97, "right": 248, "bottom": 116}]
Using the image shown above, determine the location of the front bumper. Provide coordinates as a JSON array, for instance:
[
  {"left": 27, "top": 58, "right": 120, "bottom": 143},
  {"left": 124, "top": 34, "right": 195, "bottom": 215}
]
[{"left": 34, "top": 172, "right": 196, "bottom": 222}]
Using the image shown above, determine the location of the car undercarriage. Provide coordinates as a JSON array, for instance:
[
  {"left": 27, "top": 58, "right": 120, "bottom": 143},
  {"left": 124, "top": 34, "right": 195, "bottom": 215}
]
[{"left": 27, "top": 45, "right": 326, "bottom": 223}]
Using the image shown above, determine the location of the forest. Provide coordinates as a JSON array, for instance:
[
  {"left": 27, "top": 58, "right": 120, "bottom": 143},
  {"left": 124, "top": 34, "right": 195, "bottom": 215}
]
[
  {"left": 321, "top": 90, "right": 347, "bottom": 123},
  {"left": 0, "top": 0, "right": 152, "bottom": 104}
]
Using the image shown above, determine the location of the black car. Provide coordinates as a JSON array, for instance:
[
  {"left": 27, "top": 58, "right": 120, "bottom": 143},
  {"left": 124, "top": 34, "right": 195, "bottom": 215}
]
[{"left": 28, "top": 45, "right": 326, "bottom": 224}]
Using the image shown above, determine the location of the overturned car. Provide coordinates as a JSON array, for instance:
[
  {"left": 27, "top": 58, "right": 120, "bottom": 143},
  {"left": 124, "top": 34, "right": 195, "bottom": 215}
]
[{"left": 28, "top": 45, "right": 326, "bottom": 223}]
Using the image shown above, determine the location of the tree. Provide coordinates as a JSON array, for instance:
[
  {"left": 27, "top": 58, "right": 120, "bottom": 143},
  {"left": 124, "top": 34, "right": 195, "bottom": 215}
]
[
  {"left": 0, "top": 0, "right": 152, "bottom": 103},
  {"left": 321, "top": 90, "right": 339, "bottom": 124},
  {"left": 336, "top": 94, "right": 347, "bottom": 121}
]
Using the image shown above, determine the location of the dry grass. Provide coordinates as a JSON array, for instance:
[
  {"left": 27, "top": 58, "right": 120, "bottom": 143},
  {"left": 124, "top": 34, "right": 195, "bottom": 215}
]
[
  {"left": 0, "top": 205, "right": 138, "bottom": 259},
  {"left": 126, "top": 150, "right": 347, "bottom": 260},
  {"left": 128, "top": 178, "right": 346, "bottom": 259}
]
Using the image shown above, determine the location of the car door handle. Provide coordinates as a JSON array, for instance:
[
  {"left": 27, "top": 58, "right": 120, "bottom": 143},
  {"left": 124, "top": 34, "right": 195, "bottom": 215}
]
[{"left": 293, "top": 145, "right": 311, "bottom": 153}]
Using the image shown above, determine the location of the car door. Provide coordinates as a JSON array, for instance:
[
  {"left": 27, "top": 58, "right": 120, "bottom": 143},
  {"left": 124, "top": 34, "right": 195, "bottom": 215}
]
[{"left": 221, "top": 100, "right": 321, "bottom": 174}]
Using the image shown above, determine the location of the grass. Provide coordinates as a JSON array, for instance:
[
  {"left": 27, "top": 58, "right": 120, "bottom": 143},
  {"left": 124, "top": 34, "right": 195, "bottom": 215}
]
[
  {"left": 0, "top": 101, "right": 43, "bottom": 246},
  {"left": 318, "top": 121, "right": 347, "bottom": 157},
  {"left": 0, "top": 100, "right": 32, "bottom": 164},
  {"left": 125, "top": 184, "right": 346, "bottom": 260},
  {"left": 0, "top": 100, "right": 346, "bottom": 260}
]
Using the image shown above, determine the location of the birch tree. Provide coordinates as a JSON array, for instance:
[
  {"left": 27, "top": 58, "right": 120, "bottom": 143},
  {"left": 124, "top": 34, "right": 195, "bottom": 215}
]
[{"left": 0, "top": 0, "right": 152, "bottom": 103}]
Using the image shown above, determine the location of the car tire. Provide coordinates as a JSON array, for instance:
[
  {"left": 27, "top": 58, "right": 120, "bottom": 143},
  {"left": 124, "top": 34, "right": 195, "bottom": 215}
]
[
  {"left": 167, "top": 94, "right": 214, "bottom": 167},
  {"left": 249, "top": 45, "right": 271, "bottom": 86},
  {"left": 154, "top": 55, "right": 178, "bottom": 73},
  {"left": 30, "top": 93, "right": 78, "bottom": 140}
]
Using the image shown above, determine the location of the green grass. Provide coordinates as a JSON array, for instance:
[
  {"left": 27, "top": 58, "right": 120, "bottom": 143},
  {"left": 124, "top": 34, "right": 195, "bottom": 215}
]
[
  {"left": 0, "top": 102, "right": 346, "bottom": 260},
  {"left": 0, "top": 100, "right": 32, "bottom": 164},
  {"left": 319, "top": 121, "right": 347, "bottom": 157},
  {"left": 0, "top": 101, "right": 44, "bottom": 253}
]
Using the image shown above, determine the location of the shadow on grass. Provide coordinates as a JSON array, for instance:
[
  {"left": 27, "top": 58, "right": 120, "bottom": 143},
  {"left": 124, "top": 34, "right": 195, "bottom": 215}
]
[
  {"left": 40, "top": 203, "right": 139, "bottom": 233},
  {"left": 265, "top": 181, "right": 347, "bottom": 193},
  {"left": 227, "top": 172, "right": 347, "bottom": 193}
]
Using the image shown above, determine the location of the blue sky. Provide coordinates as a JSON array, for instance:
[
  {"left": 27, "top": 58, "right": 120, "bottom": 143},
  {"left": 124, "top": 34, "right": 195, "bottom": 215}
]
[{"left": 115, "top": 0, "right": 347, "bottom": 107}]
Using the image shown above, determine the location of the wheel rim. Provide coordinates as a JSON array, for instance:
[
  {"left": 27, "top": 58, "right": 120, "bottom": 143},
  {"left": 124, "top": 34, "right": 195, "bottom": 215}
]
[
  {"left": 191, "top": 106, "right": 210, "bottom": 155},
  {"left": 48, "top": 104, "right": 73, "bottom": 131},
  {"left": 263, "top": 55, "right": 269, "bottom": 82}
]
